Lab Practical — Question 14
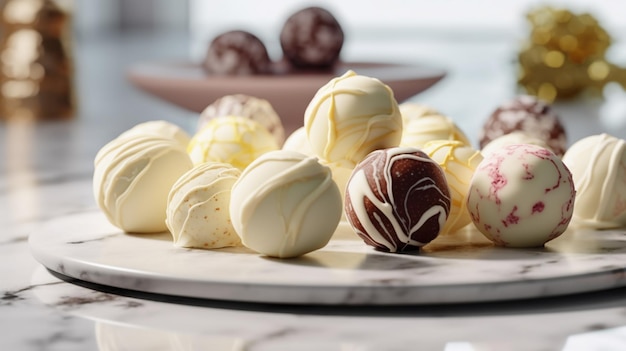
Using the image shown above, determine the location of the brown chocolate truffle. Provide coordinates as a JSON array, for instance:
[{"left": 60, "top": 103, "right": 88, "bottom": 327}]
[
  {"left": 203, "top": 30, "right": 271, "bottom": 75},
  {"left": 479, "top": 95, "right": 567, "bottom": 156},
  {"left": 279, "top": 6, "right": 344, "bottom": 69},
  {"left": 344, "top": 147, "right": 451, "bottom": 253}
]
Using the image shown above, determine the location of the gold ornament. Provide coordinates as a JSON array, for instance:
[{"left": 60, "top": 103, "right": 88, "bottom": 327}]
[
  {"left": 517, "top": 6, "right": 621, "bottom": 102},
  {"left": 0, "top": 0, "right": 75, "bottom": 121}
]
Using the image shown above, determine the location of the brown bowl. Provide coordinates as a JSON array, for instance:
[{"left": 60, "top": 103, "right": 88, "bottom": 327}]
[{"left": 127, "top": 61, "right": 446, "bottom": 134}]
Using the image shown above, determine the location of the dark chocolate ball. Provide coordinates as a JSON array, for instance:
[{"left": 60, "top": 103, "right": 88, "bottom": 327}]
[
  {"left": 203, "top": 30, "right": 271, "bottom": 75},
  {"left": 279, "top": 6, "right": 344, "bottom": 69},
  {"left": 479, "top": 95, "right": 567, "bottom": 156},
  {"left": 344, "top": 147, "right": 451, "bottom": 253}
]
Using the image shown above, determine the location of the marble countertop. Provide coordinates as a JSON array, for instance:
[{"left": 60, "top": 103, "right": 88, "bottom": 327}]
[{"left": 4, "top": 31, "right": 626, "bottom": 351}]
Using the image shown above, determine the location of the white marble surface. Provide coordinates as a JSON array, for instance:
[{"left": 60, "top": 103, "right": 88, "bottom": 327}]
[
  {"left": 28, "top": 210, "right": 626, "bottom": 305},
  {"left": 5, "top": 30, "right": 626, "bottom": 350}
]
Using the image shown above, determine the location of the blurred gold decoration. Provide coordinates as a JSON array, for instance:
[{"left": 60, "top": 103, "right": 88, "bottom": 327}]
[
  {"left": 517, "top": 6, "right": 624, "bottom": 102},
  {"left": 0, "top": 0, "right": 74, "bottom": 121}
]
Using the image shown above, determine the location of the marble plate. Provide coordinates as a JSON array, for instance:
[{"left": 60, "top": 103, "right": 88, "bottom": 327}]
[
  {"left": 29, "top": 210, "right": 626, "bottom": 305},
  {"left": 126, "top": 61, "right": 446, "bottom": 134}
]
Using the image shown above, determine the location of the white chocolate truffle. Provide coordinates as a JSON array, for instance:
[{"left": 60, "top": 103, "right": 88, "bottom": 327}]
[
  {"left": 422, "top": 140, "right": 483, "bottom": 234},
  {"left": 562, "top": 134, "right": 626, "bottom": 228},
  {"left": 467, "top": 144, "right": 575, "bottom": 247},
  {"left": 481, "top": 131, "right": 552, "bottom": 158},
  {"left": 198, "top": 94, "right": 285, "bottom": 145},
  {"left": 187, "top": 116, "right": 279, "bottom": 169},
  {"left": 118, "top": 120, "right": 190, "bottom": 148},
  {"left": 399, "top": 102, "right": 440, "bottom": 125},
  {"left": 282, "top": 126, "right": 313, "bottom": 156},
  {"left": 399, "top": 103, "right": 470, "bottom": 148},
  {"left": 304, "top": 70, "right": 402, "bottom": 168},
  {"left": 166, "top": 162, "right": 241, "bottom": 249},
  {"left": 229, "top": 150, "right": 342, "bottom": 258},
  {"left": 93, "top": 134, "right": 193, "bottom": 233},
  {"left": 322, "top": 161, "right": 354, "bottom": 236}
]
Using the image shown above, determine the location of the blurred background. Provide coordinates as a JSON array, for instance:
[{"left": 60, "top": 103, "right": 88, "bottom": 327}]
[{"left": 6, "top": 0, "right": 626, "bottom": 144}]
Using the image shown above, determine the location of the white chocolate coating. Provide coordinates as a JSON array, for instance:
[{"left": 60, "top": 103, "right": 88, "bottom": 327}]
[
  {"left": 304, "top": 70, "right": 402, "bottom": 168},
  {"left": 229, "top": 150, "right": 342, "bottom": 258},
  {"left": 562, "top": 134, "right": 626, "bottom": 228},
  {"left": 166, "top": 162, "right": 241, "bottom": 249},
  {"left": 282, "top": 126, "right": 313, "bottom": 156},
  {"left": 481, "top": 131, "right": 552, "bottom": 158},
  {"left": 321, "top": 160, "right": 354, "bottom": 238},
  {"left": 93, "top": 134, "right": 193, "bottom": 233},
  {"left": 399, "top": 103, "right": 470, "bottom": 148},
  {"left": 422, "top": 140, "right": 483, "bottom": 235},
  {"left": 467, "top": 144, "right": 575, "bottom": 247},
  {"left": 187, "top": 116, "right": 279, "bottom": 169},
  {"left": 398, "top": 102, "right": 440, "bottom": 125},
  {"left": 198, "top": 94, "right": 285, "bottom": 145},
  {"left": 118, "top": 120, "right": 191, "bottom": 149}
]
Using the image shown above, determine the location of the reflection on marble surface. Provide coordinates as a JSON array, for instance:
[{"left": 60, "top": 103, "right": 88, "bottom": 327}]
[
  {"left": 26, "top": 266, "right": 626, "bottom": 351},
  {"left": 96, "top": 323, "right": 248, "bottom": 351}
]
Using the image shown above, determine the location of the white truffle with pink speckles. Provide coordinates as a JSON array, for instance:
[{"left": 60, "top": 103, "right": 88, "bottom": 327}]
[{"left": 467, "top": 144, "right": 575, "bottom": 247}]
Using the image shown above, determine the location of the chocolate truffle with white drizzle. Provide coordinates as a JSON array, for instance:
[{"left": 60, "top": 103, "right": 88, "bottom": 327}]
[{"left": 344, "top": 147, "right": 451, "bottom": 253}]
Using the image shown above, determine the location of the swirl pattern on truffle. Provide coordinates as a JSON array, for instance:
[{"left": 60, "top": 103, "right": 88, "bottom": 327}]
[
  {"left": 479, "top": 95, "right": 567, "bottom": 156},
  {"left": 467, "top": 144, "right": 575, "bottom": 247},
  {"left": 197, "top": 94, "right": 285, "bottom": 145},
  {"left": 304, "top": 70, "right": 402, "bottom": 168},
  {"left": 187, "top": 116, "right": 279, "bottom": 169},
  {"left": 230, "top": 150, "right": 342, "bottom": 258},
  {"left": 562, "top": 133, "right": 626, "bottom": 228},
  {"left": 345, "top": 147, "right": 451, "bottom": 252},
  {"left": 166, "top": 162, "right": 241, "bottom": 249},
  {"left": 399, "top": 102, "right": 470, "bottom": 148},
  {"left": 422, "top": 140, "right": 483, "bottom": 235},
  {"left": 93, "top": 134, "right": 193, "bottom": 233}
]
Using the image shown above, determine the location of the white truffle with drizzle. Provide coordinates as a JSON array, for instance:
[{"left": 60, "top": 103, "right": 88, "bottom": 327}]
[{"left": 229, "top": 150, "right": 342, "bottom": 258}]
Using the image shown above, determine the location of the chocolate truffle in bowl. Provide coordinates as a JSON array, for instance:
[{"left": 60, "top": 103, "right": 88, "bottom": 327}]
[
  {"left": 467, "top": 144, "right": 575, "bottom": 247},
  {"left": 344, "top": 147, "right": 451, "bottom": 253},
  {"left": 280, "top": 6, "right": 344, "bottom": 69},
  {"left": 187, "top": 116, "right": 279, "bottom": 170},
  {"left": 197, "top": 94, "right": 285, "bottom": 146},
  {"left": 229, "top": 150, "right": 342, "bottom": 258},
  {"left": 203, "top": 30, "right": 271, "bottom": 75},
  {"left": 166, "top": 162, "right": 241, "bottom": 249},
  {"left": 93, "top": 134, "right": 193, "bottom": 233},
  {"left": 479, "top": 95, "right": 567, "bottom": 157},
  {"left": 304, "top": 70, "right": 403, "bottom": 168},
  {"left": 562, "top": 134, "right": 626, "bottom": 229}
]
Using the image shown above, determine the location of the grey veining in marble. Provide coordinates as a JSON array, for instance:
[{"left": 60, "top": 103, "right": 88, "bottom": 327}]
[
  {"left": 29, "top": 210, "right": 626, "bottom": 305},
  {"left": 26, "top": 265, "right": 626, "bottom": 351}
]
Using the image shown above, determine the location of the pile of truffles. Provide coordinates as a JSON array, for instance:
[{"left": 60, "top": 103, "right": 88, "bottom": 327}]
[
  {"left": 94, "top": 70, "right": 626, "bottom": 257},
  {"left": 203, "top": 6, "right": 344, "bottom": 75}
]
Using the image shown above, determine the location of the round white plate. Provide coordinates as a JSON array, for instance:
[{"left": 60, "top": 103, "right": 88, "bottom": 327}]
[{"left": 29, "top": 210, "right": 626, "bottom": 305}]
